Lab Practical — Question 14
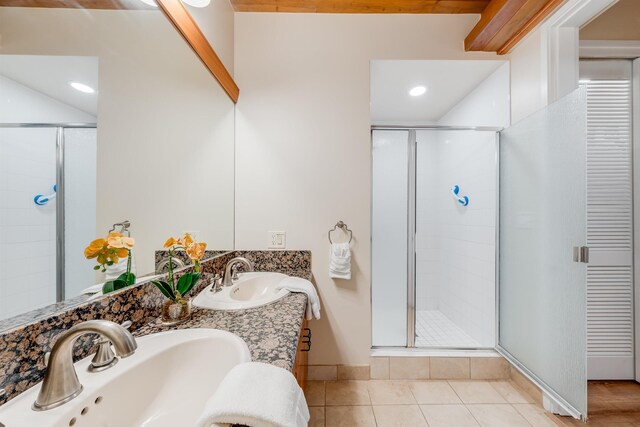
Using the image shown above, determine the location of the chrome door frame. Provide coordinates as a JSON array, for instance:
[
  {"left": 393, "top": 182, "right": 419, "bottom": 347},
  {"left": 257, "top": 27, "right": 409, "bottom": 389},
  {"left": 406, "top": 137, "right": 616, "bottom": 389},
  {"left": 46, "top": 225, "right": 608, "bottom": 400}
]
[{"left": 370, "top": 125, "right": 502, "bottom": 350}]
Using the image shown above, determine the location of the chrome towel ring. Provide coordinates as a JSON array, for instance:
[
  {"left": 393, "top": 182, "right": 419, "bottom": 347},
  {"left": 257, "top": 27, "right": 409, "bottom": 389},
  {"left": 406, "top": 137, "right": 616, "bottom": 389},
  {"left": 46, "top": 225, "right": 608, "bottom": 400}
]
[{"left": 328, "top": 221, "right": 353, "bottom": 244}]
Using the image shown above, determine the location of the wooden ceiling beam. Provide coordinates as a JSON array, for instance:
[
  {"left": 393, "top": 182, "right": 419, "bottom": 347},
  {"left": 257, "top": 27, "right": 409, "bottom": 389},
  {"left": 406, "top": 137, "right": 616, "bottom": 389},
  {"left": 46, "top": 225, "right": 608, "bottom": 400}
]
[
  {"left": 464, "top": 0, "right": 566, "bottom": 54},
  {"left": 0, "top": 0, "right": 154, "bottom": 9},
  {"left": 229, "top": 0, "right": 490, "bottom": 14}
]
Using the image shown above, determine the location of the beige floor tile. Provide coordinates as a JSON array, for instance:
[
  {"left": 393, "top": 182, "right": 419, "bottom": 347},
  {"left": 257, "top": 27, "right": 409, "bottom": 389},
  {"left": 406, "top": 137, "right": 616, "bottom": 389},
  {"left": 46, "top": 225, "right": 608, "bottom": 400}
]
[
  {"left": 370, "top": 357, "right": 390, "bottom": 380},
  {"left": 309, "top": 406, "right": 325, "bottom": 427},
  {"left": 373, "top": 405, "right": 428, "bottom": 427},
  {"left": 389, "top": 357, "right": 430, "bottom": 379},
  {"left": 449, "top": 381, "right": 508, "bottom": 404},
  {"left": 367, "top": 380, "right": 417, "bottom": 405},
  {"left": 305, "top": 381, "right": 326, "bottom": 406},
  {"left": 325, "top": 406, "right": 376, "bottom": 427},
  {"left": 467, "top": 404, "right": 531, "bottom": 427},
  {"left": 490, "top": 381, "right": 535, "bottom": 403},
  {"left": 420, "top": 404, "right": 480, "bottom": 427},
  {"left": 513, "top": 403, "right": 562, "bottom": 426},
  {"left": 338, "top": 365, "right": 370, "bottom": 380},
  {"left": 431, "top": 357, "right": 470, "bottom": 380},
  {"left": 325, "top": 380, "right": 370, "bottom": 406},
  {"left": 410, "top": 381, "right": 462, "bottom": 404}
]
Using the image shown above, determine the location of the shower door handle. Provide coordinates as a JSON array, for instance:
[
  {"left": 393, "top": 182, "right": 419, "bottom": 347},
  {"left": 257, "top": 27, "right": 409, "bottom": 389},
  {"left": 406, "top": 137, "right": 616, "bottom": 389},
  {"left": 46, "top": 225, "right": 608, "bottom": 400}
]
[{"left": 572, "top": 246, "right": 589, "bottom": 263}]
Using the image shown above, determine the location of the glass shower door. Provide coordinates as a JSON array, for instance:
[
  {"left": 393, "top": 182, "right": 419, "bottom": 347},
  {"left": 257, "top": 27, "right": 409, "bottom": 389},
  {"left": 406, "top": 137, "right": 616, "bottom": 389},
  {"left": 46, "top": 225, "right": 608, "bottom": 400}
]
[
  {"left": 499, "top": 88, "right": 588, "bottom": 418},
  {"left": 372, "top": 130, "right": 409, "bottom": 347},
  {"left": 0, "top": 127, "right": 58, "bottom": 319}
]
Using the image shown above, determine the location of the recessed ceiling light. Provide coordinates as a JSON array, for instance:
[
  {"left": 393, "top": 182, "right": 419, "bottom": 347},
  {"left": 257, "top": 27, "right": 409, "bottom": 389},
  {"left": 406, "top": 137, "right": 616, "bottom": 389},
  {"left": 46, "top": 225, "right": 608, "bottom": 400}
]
[
  {"left": 409, "top": 86, "right": 427, "bottom": 97},
  {"left": 69, "top": 82, "right": 95, "bottom": 94}
]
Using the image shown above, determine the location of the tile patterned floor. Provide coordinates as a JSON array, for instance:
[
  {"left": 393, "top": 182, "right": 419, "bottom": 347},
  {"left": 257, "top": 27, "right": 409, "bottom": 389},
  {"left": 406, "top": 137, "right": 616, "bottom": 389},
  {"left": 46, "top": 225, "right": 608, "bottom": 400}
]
[
  {"left": 304, "top": 379, "right": 563, "bottom": 427},
  {"left": 415, "top": 310, "right": 480, "bottom": 348}
]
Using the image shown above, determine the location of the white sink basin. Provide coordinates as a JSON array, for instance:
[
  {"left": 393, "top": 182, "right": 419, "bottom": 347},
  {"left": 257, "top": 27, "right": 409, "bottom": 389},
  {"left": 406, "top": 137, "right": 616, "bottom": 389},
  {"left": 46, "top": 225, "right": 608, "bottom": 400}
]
[
  {"left": 0, "top": 329, "right": 251, "bottom": 427},
  {"left": 193, "top": 272, "right": 290, "bottom": 310}
]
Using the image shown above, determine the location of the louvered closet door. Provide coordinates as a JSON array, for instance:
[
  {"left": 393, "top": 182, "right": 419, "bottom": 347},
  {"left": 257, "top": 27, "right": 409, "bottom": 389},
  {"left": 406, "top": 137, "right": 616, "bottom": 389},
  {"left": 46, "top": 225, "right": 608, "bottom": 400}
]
[{"left": 581, "top": 60, "right": 634, "bottom": 380}]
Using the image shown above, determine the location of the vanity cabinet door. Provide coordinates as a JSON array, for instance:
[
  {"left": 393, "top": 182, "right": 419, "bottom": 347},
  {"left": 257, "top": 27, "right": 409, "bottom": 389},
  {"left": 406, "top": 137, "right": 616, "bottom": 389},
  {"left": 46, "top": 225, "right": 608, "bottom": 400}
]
[{"left": 293, "top": 319, "right": 309, "bottom": 388}]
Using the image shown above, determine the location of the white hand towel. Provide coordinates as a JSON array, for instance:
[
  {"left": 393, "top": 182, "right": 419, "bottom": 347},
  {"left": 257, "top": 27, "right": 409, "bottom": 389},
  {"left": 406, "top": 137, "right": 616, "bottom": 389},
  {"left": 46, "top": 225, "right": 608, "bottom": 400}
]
[
  {"left": 276, "top": 277, "right": 321, "bottom": 320},
  {"left": 104, "top": 255, "right": 136, "bottom": 281},
  {"left": 329, "top": 242, "right": 351, "bottom": 280},
  {"left": 196, "top": 362, "right": 310, "bottom": 427}
]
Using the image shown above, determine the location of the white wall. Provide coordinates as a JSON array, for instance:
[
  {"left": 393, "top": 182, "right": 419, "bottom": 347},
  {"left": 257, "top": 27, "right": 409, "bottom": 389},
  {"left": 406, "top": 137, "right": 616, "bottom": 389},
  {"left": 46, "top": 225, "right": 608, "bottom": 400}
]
[
  {"left": 510, "top": 28, "right": 549, "bottom": 124},
  {"left": 186, "top": 0, "right": 235, "bottom": 75},
  {"left": 0, "top": 8, "right": 236, "bottom": 279},
  {"left": 0, "top": 77, "right": 95, "bottom": 320},
  {"left": 234, "top": 12, "right": 501, "bottom": 365}
]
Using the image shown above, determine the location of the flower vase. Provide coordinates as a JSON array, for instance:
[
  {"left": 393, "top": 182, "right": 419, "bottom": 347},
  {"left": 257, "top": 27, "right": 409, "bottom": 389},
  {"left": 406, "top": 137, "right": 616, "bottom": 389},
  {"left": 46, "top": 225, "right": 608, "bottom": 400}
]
[{"left": 161, "top": 298, "right": 191, "bottom": 325}]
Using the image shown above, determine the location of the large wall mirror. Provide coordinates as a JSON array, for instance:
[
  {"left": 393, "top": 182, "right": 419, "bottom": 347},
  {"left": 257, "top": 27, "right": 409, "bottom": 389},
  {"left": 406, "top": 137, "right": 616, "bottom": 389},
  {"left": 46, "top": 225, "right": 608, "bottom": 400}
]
[{"left": 0, "top": 1, "right": 235, "bottom": 327}]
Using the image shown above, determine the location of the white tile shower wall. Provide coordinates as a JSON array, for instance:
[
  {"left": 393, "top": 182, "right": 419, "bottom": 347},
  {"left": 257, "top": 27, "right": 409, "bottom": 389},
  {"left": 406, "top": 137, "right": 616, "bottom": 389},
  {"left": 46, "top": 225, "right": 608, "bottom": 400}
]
[
  {"left": 0, "top": 76, "right": 95, "bottom": 320},
  {"left": 415, "top": 130, "right": 497, "bottom": 347},
  {"left": 413, "top": 64, "right": 506, "bottom": 347}
]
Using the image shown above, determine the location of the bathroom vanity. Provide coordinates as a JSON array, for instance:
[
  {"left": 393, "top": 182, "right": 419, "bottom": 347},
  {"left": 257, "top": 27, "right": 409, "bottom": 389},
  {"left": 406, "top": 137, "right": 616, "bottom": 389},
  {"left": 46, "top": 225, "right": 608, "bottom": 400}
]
[{"left": 0, "top": 251, "right": 313, "bottom": 412}]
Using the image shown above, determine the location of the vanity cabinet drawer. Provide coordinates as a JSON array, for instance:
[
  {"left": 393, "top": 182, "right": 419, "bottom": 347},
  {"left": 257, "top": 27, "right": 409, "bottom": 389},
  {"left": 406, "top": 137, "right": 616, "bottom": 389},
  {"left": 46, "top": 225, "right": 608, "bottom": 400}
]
[{"left": 293, "top": 318, "right": 309, "bottom": 388}]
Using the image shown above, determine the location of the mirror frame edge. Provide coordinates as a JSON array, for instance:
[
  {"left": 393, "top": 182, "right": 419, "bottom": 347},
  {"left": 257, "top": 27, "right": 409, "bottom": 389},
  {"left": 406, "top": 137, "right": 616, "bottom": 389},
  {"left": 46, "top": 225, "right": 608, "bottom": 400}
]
[{"left": 156, "top": 0, "right": 239, "bottom": 103}]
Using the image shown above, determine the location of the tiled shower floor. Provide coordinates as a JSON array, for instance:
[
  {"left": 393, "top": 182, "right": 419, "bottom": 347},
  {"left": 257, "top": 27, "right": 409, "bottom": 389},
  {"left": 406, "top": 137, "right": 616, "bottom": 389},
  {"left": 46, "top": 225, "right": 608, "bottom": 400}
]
[{"left": 415, "top": 310, "right": 480, "bottom": 348}]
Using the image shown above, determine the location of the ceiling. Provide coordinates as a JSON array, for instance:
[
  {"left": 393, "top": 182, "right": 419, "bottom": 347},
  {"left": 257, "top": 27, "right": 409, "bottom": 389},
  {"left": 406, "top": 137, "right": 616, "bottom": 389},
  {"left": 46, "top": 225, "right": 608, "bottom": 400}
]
[
  {"left": 0, "top": 0, "right": 568, "bottom": 55},
  {"left": 0, "top": 55, "right": 99, "bottom": 116},
  {"left": 370, "top": 59, "right": 505, "bottom": 124},
  {"left": 580, "top": 0, "right": 640, "bottom": 41},
  {"left": 229, "top": 0, "right": 490, "bottom": 13}
]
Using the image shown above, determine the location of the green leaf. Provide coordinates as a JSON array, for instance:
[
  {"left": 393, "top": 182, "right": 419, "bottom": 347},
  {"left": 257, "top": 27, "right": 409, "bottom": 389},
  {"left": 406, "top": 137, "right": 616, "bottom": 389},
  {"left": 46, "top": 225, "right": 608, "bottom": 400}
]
[
  {"left": 152, "top": 280, "right": 175, "bottom": 300},
  {"left": 112, "top": 279, "right": 130, "bottom": 291},
  {"left": 178, "top": 273, "right": 200, "bottom": 298},
  {"left": 117, "top": 272, "right": 136, "bottom": 285},
  {"left": 102, "top": 281, "right": 115, "bottom": 294},
  {"left": 176, "top": 274, "right": 193, "bottom": 296}
]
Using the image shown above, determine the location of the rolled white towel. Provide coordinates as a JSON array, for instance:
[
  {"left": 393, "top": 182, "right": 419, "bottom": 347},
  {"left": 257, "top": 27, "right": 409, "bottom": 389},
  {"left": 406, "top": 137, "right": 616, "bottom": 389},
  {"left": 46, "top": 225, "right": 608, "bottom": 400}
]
[
  {"left": 196, "top": 362, "right": 309, "bottom": 427},
  {"left": 329, "top": 242, "right": 351, "bottom": 280},
  {"left": 104, "top": 255, "right": 136, "bottom": 281},
  {"left": 276, "top": 277, "right": 321, "bottom": 320}
]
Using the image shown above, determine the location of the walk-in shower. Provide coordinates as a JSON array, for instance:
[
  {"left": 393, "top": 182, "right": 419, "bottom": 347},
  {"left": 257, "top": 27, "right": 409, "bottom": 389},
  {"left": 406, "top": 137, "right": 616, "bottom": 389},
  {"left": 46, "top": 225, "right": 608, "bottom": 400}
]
[
  {"left": 371, "top": 126, "right": 498, "bottom": 349},
  {"left": 0, "top": 124, "right": 97, "bottom": 320}
]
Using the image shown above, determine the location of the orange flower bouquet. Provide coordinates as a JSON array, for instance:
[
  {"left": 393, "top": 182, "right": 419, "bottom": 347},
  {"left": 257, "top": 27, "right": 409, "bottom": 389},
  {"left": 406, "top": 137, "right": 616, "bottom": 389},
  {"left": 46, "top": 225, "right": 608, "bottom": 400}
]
[
  {"left": 152, "top": 233, "right": 207, "bottom": 324},
  {"left": 84, "top": 232, "right": 136, "bottom": 293}
]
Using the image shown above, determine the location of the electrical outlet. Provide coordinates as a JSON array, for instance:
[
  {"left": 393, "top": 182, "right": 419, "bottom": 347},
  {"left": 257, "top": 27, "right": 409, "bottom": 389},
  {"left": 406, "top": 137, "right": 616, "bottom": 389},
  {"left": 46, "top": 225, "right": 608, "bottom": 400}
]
[{"left": 268, "top": 231, "right": 286, "bottom": 249}]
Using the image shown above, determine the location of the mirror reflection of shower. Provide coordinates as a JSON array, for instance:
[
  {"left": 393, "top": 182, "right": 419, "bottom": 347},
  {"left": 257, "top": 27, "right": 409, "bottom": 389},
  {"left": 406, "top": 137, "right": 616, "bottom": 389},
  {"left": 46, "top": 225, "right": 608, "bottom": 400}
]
[{"left": 0, "top": 55, "right": 98, "bottom": 320}]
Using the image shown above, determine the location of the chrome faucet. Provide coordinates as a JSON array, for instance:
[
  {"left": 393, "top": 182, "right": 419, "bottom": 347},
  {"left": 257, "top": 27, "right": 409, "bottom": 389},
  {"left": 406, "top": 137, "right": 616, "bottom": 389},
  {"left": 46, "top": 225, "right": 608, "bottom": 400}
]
[
  {"left": 222, "top": 257, "right": 254, "bottom": 286},
  {"left": 33, "top": 320, "right": 137, "bottom": 411}
]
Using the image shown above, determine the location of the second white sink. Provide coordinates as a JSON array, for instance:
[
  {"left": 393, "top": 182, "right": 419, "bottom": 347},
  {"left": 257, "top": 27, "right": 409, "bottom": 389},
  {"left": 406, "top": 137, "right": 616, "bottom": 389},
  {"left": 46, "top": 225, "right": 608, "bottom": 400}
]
[{"left": 193, "top": 272, "right": 290, "bottom": 310}]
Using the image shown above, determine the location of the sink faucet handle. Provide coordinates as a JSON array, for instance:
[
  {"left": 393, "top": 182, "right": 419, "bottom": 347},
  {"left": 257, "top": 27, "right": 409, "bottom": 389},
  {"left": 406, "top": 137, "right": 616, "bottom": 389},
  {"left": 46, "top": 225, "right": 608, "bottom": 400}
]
[
  {"left": 88, "top": 320, "right": 132, "bottom": 372},
  {"left": 210, "top": 274, "right": 223, "bottom": 293}
]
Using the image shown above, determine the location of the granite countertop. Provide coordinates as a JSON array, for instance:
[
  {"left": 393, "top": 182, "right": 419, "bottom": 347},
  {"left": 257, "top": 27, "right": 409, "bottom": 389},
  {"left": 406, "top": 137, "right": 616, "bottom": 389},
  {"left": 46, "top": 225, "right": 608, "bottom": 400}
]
[{"left": 134, "top": 279, "right": 309, "bottom": 371}]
